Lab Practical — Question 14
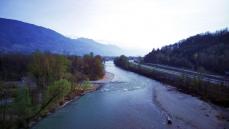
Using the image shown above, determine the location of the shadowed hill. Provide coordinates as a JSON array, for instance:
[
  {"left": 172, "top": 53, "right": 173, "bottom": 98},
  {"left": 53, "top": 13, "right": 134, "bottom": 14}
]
[{"left": 0, "top": 18, "right": 126, "bottom": 56}]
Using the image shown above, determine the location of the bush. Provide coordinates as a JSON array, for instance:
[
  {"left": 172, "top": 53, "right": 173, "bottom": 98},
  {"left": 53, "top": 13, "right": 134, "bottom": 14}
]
[{"left": 80, "top": 81, "right": 92, "bottom": 90}]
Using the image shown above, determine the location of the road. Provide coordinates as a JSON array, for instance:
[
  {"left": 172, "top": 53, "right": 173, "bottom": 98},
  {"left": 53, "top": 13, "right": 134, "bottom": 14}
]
[{"left": 131, "top": 61, "right": 229, "bottom": 85}]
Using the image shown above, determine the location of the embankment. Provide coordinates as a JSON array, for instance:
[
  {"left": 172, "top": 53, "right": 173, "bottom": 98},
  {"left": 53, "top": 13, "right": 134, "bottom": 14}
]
[{"left": 114, "top": 61, "right": 229, "bottom": 107}]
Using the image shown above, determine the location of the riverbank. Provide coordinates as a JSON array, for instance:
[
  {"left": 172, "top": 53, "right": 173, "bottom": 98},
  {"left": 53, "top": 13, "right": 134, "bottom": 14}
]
[
  {"left": 63, "top": 72, "right": 114, "bottom": 105},
  {"left": 114, "top": 59, "right": 229, "bottom": 107},
  {"left": 86, "top": 72, "right": 114, "bottom": 93},
  {"left": 30, "top": 72, "right": 114, "bottom": 128},
  {"left": 154, "top": 84, "right": 229, "bottom": 129},
  {"left": 61, "top": 72, "right": 114, "bottom": 106},
  {"left": 114, "top": 59, "right": 229, "bottom": 128}
]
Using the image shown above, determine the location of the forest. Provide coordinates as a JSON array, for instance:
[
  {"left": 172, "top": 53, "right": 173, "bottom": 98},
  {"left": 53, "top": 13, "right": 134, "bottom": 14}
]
[
  {"left": 0, "top": 52, "right": 104, "bottom": 129},
  {"left": 144, "top": 29, "right": 229, "bottom": 75}
]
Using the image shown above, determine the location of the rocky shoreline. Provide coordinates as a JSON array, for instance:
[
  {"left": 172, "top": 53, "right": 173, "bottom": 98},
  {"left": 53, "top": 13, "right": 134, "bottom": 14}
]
[{"left": 154, "top": 84, "right": 229, "bottom": 129}]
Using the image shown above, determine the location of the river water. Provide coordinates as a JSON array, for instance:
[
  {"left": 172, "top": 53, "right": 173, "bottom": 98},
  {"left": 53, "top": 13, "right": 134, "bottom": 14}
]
[{"left": 32, "top": 61, "right": 227, "bottom": 129}]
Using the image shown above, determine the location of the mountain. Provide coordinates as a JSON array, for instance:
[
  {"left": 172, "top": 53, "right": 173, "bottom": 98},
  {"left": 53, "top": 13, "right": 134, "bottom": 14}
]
[
  {"left": 0, "top": 18, "right": 126, "bottom": 56},
  {"left": 144, "top": 29, "right": 229, "bottom": 75}
]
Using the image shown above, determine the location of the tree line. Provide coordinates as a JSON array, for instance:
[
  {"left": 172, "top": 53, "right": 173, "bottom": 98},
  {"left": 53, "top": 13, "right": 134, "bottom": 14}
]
[
  {"left": 144, "top": 29, "right": 229, "bottom": 75},
  {"left": 0, "top": 52, "right": 104, "bottom": 129}
]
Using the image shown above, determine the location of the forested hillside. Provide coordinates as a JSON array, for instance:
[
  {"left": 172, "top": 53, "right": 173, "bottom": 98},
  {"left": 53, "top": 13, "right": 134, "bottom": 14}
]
[{"left": 144, "top": 29, "right": 229, "bottom": 75}]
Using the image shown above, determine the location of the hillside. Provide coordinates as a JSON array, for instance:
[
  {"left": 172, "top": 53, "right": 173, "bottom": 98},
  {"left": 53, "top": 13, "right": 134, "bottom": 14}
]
[
  {"left": 144, "top": 29, "right": 229, "bottom": 75},
  {"left": 0, "top": 18, "right": 126, "bottom": 56}
]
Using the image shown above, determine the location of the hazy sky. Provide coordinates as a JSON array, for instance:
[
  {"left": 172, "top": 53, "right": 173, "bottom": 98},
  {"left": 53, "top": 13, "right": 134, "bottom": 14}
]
[{"left": 0, "top": 0, "right": 229, "bottom": 52}]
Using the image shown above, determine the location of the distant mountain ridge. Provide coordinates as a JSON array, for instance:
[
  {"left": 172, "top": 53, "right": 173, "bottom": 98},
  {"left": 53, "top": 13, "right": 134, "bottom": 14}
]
[{"left": 0, "top": 18, "right": 126, "bottom": 56}]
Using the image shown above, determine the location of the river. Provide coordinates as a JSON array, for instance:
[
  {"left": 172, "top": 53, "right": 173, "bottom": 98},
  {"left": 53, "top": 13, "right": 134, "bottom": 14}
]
[{"left": 33, "top": 61, "right": 228, "bottom": 129}]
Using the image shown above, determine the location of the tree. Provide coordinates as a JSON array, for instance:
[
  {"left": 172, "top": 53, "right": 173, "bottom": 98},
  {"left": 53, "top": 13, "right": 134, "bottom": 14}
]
[
  {"left": 90, "top": 55, "right": 104, "bottom": 80},
  {"left": 80, "top": 81, "right": 92, "bottom": 90},
  {"left": 143, "top": 29, "right": 229, "bottom": 75},
  {"left": 46, "top": 79, "right": 71, "bottom": 104},
  {"left": 29, "top": 52, "right": 70, "bottom": 88},
  {"left": 0, "top": 81, "right": 7, "bottom": 129},
  {"left": 114, "top": 55, "right": 129, "bottom": 69},
  {"left": 69, "top": 56, "right": 88, "bottom": 83},
  {"left": 14, "top": 86, "right": 33, "bottom": 127}
]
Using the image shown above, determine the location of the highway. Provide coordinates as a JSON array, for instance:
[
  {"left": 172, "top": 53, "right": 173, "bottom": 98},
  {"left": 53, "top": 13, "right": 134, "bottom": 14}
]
[{"left": 131, "top": 61, "right": 229, "bottom": 85}]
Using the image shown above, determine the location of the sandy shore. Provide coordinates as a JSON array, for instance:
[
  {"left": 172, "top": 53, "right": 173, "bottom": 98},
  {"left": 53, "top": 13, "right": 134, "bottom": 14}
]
[
  {"left": 154, "top": 84, "right": 229, "bottom": 129},
  {"left": 100, "top": 72, "right": 115, "bottom": 81},
  {"left": 84, "top": 72, "right": 114, "bottom": 93},
  {"left": 58, "top": 72, "right": 114, "bottom": 107}
]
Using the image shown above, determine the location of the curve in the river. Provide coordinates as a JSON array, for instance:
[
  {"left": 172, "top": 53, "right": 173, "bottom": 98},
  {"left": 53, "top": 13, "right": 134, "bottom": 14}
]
[
  {"left": 33, "top": 61, "right": 169, "bottom": 129},
  {"left": 33, "top": 61, "right": 227, "bottom": 129}
]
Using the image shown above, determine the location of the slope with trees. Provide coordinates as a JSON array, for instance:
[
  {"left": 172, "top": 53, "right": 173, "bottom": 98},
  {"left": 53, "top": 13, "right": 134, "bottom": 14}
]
[{"left": 144, "top": 29, "right": 229, "bottom": 75}]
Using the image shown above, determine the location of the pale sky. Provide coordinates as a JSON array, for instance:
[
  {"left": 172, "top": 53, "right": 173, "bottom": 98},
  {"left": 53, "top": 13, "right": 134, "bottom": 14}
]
[{"left": 0, "top": 0, "right": 229, "bottom": 52}]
